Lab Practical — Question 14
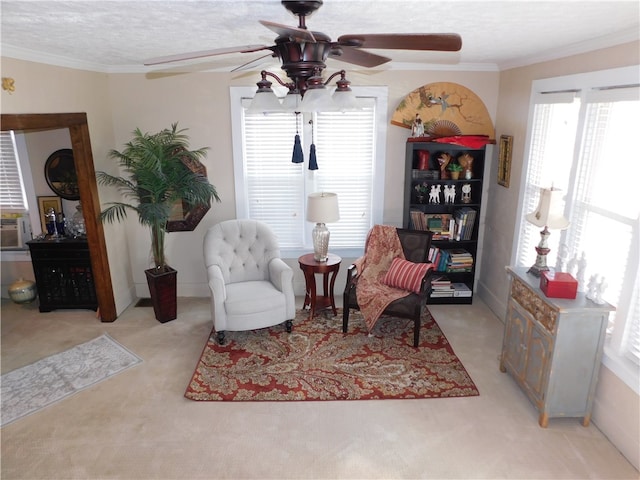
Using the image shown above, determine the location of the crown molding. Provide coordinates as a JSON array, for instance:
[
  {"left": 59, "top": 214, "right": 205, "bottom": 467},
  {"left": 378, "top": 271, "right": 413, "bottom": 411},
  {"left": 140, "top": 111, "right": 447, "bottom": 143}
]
[{"left": 499, "top": 27, "right": 640, "bottom": 71}]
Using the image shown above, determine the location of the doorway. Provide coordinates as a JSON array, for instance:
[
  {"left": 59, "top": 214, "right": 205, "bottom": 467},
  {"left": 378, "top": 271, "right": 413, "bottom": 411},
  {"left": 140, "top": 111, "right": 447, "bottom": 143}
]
[{"left": 1, "top": 113, "right": 117, "bottom": 322}]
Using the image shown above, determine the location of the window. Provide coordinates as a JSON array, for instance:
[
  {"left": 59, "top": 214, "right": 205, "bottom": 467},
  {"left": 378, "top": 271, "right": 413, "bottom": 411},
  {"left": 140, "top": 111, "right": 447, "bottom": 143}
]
[
  {"left": 230, "top": 86, "right": 388, "bottom": 258},
  {"left": 515, "top": 66, "right": 640, "bottom": 390},
  {"left": 0, "top": 131, "right": 28, "bottom": 211}
]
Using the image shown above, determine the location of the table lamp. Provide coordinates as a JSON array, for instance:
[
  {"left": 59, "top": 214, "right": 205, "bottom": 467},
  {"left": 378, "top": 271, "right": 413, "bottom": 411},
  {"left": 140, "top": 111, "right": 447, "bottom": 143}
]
[
  {"left": 306, "top": 192, "right": 339, "bottom": 262},
  {"left": 525, "top": 187, "right": 570, "bottom": 277}
]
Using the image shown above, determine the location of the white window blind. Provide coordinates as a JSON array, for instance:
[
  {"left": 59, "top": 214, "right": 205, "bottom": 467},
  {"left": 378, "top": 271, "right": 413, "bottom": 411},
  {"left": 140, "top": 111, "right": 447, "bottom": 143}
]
[
  {"left": 243, "top": 111, "right": 305, "bottom": 248},
  {"left": 312, "top": 103, "right": 376, "bottom": 248},
  {"left": 516, "top": 70, "right": 640, "bottom": 377},
  {"left": 232, "top": 87, "right": 386, "bottom": 257},
  {"left": 515, "top": 93, "right": 580, "bottom": 268},
  {"left": 0, "top": 131, "right": 28, "bottom": 211}
]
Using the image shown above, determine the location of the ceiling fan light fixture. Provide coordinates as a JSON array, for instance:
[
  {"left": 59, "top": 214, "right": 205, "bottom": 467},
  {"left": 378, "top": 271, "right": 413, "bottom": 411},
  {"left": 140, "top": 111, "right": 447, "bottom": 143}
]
[
  {"left": 247, "top": 89, "right": 284, "bottom": 113},
  {"left": 331, "top": 70, "right": 361, "bottom": 112},
  {"left": 300, "top": 85, "right": 332, "bottom": 112},
  {"left": 247, "top": 73, "right": 285, "bottom": 113},
  {"left": 281, "top": 89, "right": 303, "bottom": 112},
  {"left": 332, "top": 88, "right": 360, "bottom": 112}
]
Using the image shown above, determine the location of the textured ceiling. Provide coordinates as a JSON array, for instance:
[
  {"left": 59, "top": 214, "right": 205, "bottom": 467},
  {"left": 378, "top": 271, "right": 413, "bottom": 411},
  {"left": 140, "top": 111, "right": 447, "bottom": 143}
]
[{"left": 1, "top": 0, "right": 639, "bottom": 73}]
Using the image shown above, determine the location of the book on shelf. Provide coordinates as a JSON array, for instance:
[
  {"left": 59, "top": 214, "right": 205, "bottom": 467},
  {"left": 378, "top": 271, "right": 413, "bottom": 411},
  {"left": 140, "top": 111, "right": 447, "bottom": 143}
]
[
  {"left": 451, "top": 282, "right": 472, "bottom": 297},
  {"left": 411, "top": 208, "right": 477, "bottom": 242},
  {"left": 454, "top": 207, "right": 477, "bottom": 241},
  {"left": 428, "top": 247, "right": 474, "bottom": 272}
]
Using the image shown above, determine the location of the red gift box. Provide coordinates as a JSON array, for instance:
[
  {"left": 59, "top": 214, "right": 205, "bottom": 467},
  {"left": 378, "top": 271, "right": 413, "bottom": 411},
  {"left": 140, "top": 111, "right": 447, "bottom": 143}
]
[{"left": 540, "top": 271, "right": 578, "bottom": 299}]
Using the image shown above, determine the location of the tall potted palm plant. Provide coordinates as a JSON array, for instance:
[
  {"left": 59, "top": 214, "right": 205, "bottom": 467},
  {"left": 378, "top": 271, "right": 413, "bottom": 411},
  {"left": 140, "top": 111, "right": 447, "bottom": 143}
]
[{"left": 97, "top": 123, "right": 220, "bottom": 322}]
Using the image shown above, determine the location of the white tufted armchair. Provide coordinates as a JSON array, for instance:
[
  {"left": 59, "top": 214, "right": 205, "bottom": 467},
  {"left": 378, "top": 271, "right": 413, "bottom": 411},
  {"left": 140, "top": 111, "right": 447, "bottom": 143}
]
[{"left": 203, "top": 219, "right": 295, "bottom": 345}]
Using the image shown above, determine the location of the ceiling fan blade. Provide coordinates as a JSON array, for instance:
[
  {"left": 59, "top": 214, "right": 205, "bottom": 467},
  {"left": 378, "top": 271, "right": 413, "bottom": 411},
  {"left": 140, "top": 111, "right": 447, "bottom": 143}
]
[
  {"left": 329, "top": 46, "right": 391, "bottom": 68},
  {"left": 337, "top": 34, "right": 462, "bottom": 52},
  {"left": 144, "top": 45, "right": 270, "bottom": 66},
  {"left": 259, "top": 20, "right": 316, "bottom": 43},
  {"left": 231, "top": 53, "right": 278, "bottom": 73}
]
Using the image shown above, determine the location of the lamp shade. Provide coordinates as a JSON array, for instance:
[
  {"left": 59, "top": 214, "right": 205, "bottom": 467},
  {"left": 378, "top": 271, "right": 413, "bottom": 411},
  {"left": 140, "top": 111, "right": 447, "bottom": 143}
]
[
  {"left": 525, "top": 187, "right": 570, "bottom": 230},
  {"left": 332, "top": 88, "right": 361, "bottom": 112},
  {"left": 300, "top": 87, "right": 332, "bottom": 113},
  {"left": 247, "top": 90, "right": 283, "bottom": 113},
  {"left": 306, "top": 192, "right": 339, "bottom": 223}
]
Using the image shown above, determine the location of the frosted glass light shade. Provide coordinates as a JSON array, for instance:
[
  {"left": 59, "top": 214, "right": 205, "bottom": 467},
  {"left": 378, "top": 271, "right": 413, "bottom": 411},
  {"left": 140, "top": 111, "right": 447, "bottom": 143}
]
[
  {"left": 332, "top": 88, "right": 361, "bottom": 112},
  {"left": 247, "top": 90, "right": 283, "bottom": 113},
  {"left": 281, "top": 91, "right": 302, "bottom": 112},
  {"left": 300, "top": 87, "right": 332, "bottom": 112}
]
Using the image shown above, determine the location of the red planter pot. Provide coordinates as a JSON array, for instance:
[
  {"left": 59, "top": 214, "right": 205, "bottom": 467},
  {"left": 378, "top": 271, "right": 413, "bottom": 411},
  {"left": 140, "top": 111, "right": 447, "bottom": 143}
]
[{"left": 145, "top": 266, "right": 177, "bottom": 323}]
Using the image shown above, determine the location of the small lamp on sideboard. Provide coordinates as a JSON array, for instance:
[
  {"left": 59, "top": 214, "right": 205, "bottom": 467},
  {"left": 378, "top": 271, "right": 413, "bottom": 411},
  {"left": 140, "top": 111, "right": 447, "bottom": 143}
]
[
  {"left": 525, "top": 187, "right": 570, "bottom": 277},
  {"left": 306, "top": 192, "right": 340, "bottom": 262}
]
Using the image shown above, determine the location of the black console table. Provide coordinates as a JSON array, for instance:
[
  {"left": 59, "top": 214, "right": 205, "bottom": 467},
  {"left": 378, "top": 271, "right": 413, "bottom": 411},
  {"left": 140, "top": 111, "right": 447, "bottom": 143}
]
[{"left": 27, "top": 238, "right": 98, "bottom": 312}]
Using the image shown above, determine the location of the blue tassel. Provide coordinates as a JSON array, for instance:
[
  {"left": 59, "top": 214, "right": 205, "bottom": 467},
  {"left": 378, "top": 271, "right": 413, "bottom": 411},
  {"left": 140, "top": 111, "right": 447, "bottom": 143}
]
[
  {"left": 308, "top": 143, "right": 318, "bottom": 170},
  {"left": 292, "top": 134, "right": 304, "bottom": 164}
]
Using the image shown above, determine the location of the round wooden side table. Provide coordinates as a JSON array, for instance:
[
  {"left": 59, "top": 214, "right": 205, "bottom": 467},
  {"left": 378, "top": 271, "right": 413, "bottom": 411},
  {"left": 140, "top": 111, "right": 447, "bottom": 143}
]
[{"left": 298, "top": 253, "right": 341, "bottom": 320}]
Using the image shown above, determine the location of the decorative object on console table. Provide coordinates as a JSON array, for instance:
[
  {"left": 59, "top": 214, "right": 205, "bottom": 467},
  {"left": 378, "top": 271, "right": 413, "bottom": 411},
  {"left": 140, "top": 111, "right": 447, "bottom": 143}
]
[
  {"left": 37, "top": 196, "right": 62, "bottom": 235},
  {"left": 525, "top": 187, "right": 569, "bottom": 277},
  {"left": 500, "top": 266, "right": 614, "bottom": 428},
  {"left": 540, "top": 270, "right": 578, "bottom": 299},
  {"left": 306, "top": 192, "right": 339, "bottom": 262}
]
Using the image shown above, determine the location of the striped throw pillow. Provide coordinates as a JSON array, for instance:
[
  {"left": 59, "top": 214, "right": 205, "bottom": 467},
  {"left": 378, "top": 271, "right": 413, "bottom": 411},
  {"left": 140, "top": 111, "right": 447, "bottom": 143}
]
[{"left": 382, "top": 257, "right": 430, "bottom": 294}]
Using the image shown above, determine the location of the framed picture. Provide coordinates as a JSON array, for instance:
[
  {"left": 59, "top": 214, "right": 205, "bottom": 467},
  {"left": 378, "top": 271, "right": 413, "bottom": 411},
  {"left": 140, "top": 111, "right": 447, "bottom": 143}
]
[
  {"left": 498, "top": 135, "right": 513, "bottom": 188},
  {"left": 37, "top": 196, "right": 63, "bottom": 233}
]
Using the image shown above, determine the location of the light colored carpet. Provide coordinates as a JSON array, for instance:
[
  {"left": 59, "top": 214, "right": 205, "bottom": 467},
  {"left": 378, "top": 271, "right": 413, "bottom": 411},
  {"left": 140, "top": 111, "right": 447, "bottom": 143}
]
[{"left": 1, "top": 333, "right": 142, "bottom": 426}]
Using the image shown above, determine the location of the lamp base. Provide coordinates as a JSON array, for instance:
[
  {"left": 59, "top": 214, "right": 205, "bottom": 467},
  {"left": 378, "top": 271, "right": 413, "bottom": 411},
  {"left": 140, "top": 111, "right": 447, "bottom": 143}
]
[
  {"left": 528, "top": 226, "right": 551, "bottom": 277},
  {"left": 312, "top": 222, "right": 330, "bottom": 262},
  {"left": 527, "top": 264, "right": 549, "bottom": 277}
]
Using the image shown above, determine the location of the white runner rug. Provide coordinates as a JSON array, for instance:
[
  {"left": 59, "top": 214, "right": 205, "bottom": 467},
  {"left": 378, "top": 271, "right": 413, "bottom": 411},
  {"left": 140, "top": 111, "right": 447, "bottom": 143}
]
[{"left": 1, "top": 334, "right": 142, "bottom": 427}]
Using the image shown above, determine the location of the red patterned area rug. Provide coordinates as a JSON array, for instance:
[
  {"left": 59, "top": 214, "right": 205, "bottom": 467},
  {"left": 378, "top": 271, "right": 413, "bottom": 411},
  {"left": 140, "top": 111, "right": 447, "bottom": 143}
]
[{"left": 185, "top": 309, "right": 479, "bottom": 401}]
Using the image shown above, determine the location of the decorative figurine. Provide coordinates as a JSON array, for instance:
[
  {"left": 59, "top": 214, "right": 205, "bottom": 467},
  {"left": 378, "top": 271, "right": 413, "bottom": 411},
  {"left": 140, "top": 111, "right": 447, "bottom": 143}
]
[
  {"left": 592, "top": 276, "right": 608, "bottom": 305},
  {"left": 586, "top": 274, "right": 599, "bottom": 301},
  {"left": 461, "top": 183, "right": 471, "bottom": 203},
  {"left": 429, "top": 184, "right": 441, "bottom": 204},
  {"left": 444, "top": 184, "right": 456, "bottom": 203},
  {"left": 567, "top": 254, "right": 578, "bottom": 277},
  {"left": 577, "top": 251, "right": 588, "bottom": 292},
  {"left": 411, "top": 113, "right": 424, "bottom": 138},
  {"left": 458, "top": 153, "right": 474, "bottom": 179},
  {"left": 438, "top": 153, "right": 452, "bottom": 180},
  {"left": 555, "top": 244, "right": 569, "bottom": 272}
]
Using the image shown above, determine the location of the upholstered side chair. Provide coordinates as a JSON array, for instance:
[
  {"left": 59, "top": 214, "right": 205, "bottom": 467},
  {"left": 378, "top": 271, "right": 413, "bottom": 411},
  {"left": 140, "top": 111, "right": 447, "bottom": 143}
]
[
  {"left": 203, "top": 219, "right": 295, "bottom": 345},
  {"left": 343, "top": 228, "right": 434, "bottom": 347}
]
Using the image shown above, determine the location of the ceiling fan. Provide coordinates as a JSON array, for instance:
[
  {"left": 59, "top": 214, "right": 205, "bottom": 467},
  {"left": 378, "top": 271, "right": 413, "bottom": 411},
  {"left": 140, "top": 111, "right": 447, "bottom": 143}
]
[{"left": 144, "top": 0, "right": 462, "bottom": 95}]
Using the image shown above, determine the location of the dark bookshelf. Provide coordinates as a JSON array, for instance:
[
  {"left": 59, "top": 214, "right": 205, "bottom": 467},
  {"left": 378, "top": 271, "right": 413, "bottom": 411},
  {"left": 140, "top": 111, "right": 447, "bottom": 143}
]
[{"left": 403, "top": 139, "right": 488, "bottom": 304}]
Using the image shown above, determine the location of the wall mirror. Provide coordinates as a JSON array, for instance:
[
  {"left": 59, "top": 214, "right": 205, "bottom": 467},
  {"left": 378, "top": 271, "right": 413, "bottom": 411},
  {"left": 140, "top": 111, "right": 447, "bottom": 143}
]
[
  {"left": 44, "top": 148, "right": 80, "bottom": 200},
  {"left": 166, "top": 154, "right": 210, "bottom": 232}
]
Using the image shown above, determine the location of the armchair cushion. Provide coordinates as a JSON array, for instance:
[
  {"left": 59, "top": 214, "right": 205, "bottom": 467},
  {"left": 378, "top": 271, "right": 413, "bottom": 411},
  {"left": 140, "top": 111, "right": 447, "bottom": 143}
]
[{"left": 382, "top": 257, "right": 431, "bottom": 294}]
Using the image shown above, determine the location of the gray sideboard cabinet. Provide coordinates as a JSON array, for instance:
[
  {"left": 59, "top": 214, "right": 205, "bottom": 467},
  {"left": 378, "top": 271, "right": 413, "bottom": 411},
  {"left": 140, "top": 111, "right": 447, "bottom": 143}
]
[{"left": 500, "top": 266, "right": 615, "bottom": 427}]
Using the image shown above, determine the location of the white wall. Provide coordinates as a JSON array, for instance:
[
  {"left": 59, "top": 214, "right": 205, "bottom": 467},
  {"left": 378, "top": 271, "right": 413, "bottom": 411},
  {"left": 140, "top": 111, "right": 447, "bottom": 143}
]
[{"left": 106, "top": 68, "right": 499, "bottom": 299}]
